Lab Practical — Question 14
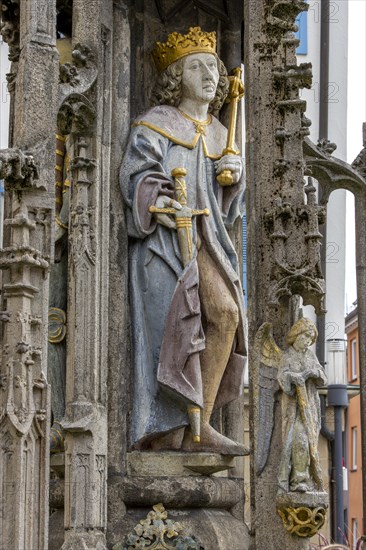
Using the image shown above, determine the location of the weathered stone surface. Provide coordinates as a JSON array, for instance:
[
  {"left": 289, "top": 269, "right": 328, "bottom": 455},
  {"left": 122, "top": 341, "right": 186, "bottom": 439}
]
[
  {"left": 114, "top": 475, "right": 244, "bottom": 509},
  {"left": 49, "top": 510, "right": 65, "bottom": 550},
  {"left": 244, "top": 0, "right": 328, "bottom": 547},
  {"left": 50, "top": 451, "right": 65, "bottom": 477},
  {"left": 127, "top": 451, "right": 236, "bottom": 477},
  {"left": 49, "top": 478, "right": 65, "bottom": 509},
  {"left": 57, "top": 2, "right": 115, "bottom": 549},
  {"left": 276, "top": 491, "right": 329, "bottom": 509},
  {"left": 6, "top": 1, "right": 363, "bottom": 548}
]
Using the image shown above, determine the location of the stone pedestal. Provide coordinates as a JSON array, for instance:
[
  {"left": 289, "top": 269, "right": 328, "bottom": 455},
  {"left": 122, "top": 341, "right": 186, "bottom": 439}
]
[
  {"left": 115, "top": 507, "right": 250, "bottom": 550},
  {"left": 108, "top": 453, "right": 251, "bottom": 550},
  {"left": 127, "top": 451, "right": 237, "bottom": 477}
]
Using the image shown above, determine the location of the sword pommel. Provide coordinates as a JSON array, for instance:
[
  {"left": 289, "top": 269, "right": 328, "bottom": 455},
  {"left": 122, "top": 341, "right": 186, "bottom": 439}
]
[{"left": 171, "top": 167, "right": 187, "bottom": 179}]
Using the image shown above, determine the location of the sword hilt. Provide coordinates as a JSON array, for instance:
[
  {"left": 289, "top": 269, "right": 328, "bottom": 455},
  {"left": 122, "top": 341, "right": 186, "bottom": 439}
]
[
  {"left": 171, "top": 167, "right": 187, "bottom": 206},
  {"left": 149, "top": 206, "right": 210, "bottom": 217},
  {"left": 192, "top": 208, "right": 210, "bottom": 217},
  {"left": 148, "top": 206, "right": 177, "bottom": 215}
]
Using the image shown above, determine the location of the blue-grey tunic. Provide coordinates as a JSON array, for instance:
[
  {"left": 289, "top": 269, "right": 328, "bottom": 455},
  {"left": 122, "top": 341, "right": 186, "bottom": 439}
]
[{"left": 120, "top": 105, "right": 247, "bottom": 448}]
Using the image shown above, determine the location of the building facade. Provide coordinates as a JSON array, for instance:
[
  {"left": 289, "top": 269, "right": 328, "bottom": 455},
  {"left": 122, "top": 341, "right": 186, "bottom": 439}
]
[{"left": 346, "top": 306, "right": 363, "bottom": 548}]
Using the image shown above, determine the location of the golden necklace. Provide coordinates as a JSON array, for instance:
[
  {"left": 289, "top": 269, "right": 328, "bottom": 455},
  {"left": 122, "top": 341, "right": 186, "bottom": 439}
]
[{"left": 177, "top": 109, "right": 212, "bottom": 135}]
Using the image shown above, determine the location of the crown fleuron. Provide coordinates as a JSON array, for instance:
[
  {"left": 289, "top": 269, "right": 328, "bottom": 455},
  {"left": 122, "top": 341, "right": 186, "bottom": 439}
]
[{"left": 152, "top": 27, "right": 217, "bottom": 73}]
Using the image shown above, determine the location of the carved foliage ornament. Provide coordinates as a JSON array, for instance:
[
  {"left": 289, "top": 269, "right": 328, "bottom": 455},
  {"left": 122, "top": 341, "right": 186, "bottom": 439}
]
[
  {"left": 267, "top": 0, "right": 309, "bottom": 35},
  {"left": 59, "top": 44, "right": 95, "bottom": 86},
  {"left": 57, "top": 94, "right": 96, "bottom": 135},
  {"left": 0, "top": 148, "right": 38, "bottom": 190},
  {"left": 58, "top": 43, "right": 98, "bottom": 120},
  {"left": 113, "top": 504, "right": 203, "bottom": 550},
  {"left": 0, "top": 0, "right": 20, "bottom": 61}
]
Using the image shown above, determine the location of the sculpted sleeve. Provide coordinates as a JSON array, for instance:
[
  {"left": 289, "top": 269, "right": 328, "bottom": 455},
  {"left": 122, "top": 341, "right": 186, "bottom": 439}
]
[
  {"left": 277, "top": 352, "right": 295, "bottom": 396},
  {"left": 120, "top": 125, "right": 175, "bottom": 238}
]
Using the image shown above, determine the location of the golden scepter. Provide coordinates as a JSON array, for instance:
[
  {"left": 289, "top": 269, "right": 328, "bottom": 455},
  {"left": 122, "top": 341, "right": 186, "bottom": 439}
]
[
  {"left": 217, "top": 67, "right": 244, "bottom": 187},
  {"left": 149, "top": 167, "right": 210, "bottom": 443}
]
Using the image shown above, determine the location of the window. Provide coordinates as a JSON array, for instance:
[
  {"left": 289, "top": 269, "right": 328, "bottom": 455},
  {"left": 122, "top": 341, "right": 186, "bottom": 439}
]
[
  {"left": 351, "top": 339, "right": 357, "bottom": 380},
  {"left": 352, "top": 518, "right": 359, "bottom": 550},
  {"left": 351, "top": 427, "right": 357, "bottom": 470}
]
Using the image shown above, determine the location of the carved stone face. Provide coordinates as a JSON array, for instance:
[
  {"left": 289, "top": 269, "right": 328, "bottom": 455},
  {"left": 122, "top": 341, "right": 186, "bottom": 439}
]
[
  {"left": 180, "top": 53, "right": 219, "bottom": 105},
  {"left": 293, "top": 331, "right": 314, "bottom": 352}
]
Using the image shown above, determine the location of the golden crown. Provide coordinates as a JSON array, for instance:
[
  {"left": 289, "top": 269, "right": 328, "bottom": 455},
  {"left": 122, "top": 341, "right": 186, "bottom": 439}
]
[{"left": 152, "top": 27, "right": 216, "bottom": 73}]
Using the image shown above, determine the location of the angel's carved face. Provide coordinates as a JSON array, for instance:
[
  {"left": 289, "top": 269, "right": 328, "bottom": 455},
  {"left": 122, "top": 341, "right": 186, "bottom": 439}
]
[{"left": 293, "top": 330, "right": 314, "bottom": 352}]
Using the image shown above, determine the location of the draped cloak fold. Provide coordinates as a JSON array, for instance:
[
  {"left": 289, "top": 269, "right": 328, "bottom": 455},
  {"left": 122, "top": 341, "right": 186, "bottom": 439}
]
[{"left": 120, "top": 105, "right": 247, "bottom": 448}]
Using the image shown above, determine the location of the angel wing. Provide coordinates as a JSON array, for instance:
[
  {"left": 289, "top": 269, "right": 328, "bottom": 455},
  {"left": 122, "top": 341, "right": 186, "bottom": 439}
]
[
  {"left": 255, "top": 322, "right": 282, "bottom": 367},
  {"left": 254, "top": 323, "right": 283, "bottom": 475}
]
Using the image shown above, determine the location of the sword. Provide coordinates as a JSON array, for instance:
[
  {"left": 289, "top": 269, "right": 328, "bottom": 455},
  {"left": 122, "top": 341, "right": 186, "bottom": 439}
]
[
  {"left": 149, "top": 167, "right": 209, "bottom": 266},
  {"left": 149, "top": 167, "right": 210, "bottom": 442}
]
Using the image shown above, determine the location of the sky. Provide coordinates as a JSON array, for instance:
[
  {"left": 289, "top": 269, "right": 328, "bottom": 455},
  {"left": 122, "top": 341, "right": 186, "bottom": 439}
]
[{"left": 345, "top": 0, "right": 366, "bottom": 310}]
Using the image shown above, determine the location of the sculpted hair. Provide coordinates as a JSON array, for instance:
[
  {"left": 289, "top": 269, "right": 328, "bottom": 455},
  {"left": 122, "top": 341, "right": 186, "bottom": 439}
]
[
  {"left": 150, "top": 56, "right": 229, "bottom": 116},
  {"left": 286, "top": 318, "right": 318, "bottom": 346}
]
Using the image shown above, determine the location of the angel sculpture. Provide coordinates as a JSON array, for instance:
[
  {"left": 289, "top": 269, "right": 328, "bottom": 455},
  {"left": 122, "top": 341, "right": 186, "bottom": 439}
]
[{"left": 255, "top": 318, "right": 327, "bottom": 493}]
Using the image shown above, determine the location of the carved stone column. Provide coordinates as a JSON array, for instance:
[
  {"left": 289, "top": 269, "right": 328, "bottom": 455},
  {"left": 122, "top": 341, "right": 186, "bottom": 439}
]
[
  {"left": 58, "top": 0, "right": 112, "bottom": 547},
  {"left": 245, "top": 1, "right": 328, "bottom": 548},
  {"left": 0, "top": 1, "right": 58, "bottom": 549},
  {"left": 61, "top": 130, "right": 109, "bottom": 550}
]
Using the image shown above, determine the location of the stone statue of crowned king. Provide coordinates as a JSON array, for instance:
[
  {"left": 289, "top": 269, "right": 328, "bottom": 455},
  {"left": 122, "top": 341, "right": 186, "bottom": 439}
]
[{"left": 120, "top": 27, "right": 247, "bottom": 455}]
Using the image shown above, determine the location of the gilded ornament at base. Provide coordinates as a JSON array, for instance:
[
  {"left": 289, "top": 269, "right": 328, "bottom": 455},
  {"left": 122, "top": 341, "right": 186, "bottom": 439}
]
[
  {"left": 48, "top": 307, "right": 67, "bottom": 343},
  {"left": 277, "top": 505, "right": 326, "bottom": 538},
  {"left": 113, "top": 503, "right": 203, "bottom": 550}
]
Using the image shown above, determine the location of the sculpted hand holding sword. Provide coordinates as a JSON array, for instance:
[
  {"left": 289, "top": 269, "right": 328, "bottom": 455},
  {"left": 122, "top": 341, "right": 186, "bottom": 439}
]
[{"left": 120, "top": 28, "right": 247, "bottom": 455}]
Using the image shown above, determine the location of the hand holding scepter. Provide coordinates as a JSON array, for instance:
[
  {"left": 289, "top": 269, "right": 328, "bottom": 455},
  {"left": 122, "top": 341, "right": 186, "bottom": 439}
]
[{"left": 217, "top": 67, "right": 244, "bottom": 187}]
